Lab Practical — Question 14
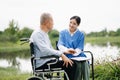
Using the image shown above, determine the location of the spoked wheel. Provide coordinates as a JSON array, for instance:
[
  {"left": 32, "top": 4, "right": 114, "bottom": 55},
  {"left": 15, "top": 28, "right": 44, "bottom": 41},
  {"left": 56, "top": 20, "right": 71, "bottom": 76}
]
[{"left": 27, "top": 76, "right": 44, "bottom": 80}]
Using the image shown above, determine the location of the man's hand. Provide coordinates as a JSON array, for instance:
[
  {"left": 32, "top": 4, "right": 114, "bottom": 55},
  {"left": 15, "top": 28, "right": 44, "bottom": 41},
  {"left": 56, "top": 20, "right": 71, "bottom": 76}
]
[
  {"left": 61, "top": 54, "right": 73, "bottom": 67},
  {"left": 64, "top": 48, "right": 76, "bottom": 54}
]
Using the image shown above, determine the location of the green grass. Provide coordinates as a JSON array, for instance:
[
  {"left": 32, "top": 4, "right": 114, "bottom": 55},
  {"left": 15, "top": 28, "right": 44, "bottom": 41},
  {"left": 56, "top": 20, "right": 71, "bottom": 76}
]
[
  {"left": 0, "top": 61, "right": 120, "bottom": 80},
  {"left": 85, "top": 36, "right": 120, "bottom": 46},
  {"left": 0, "top": 67, "right": 31, "bottom": 80},
  {"left": 1, "top": 62, "right": 120, "bottom": 80},
  {"left": 0, "top": 41, "right": 29, "bottom": 53},
  {"left": 0, "top": 41, "right": 30, "bottom": 59},
  {"left": 94, "top": 61, "right": 120, "bottom": 80}
]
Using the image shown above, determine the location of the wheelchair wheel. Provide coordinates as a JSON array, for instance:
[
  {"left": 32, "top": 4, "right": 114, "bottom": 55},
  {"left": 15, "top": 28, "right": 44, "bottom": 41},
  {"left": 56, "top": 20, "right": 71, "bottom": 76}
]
[{"left": 27, "top": 76, "right": 44, "bottom": 80}]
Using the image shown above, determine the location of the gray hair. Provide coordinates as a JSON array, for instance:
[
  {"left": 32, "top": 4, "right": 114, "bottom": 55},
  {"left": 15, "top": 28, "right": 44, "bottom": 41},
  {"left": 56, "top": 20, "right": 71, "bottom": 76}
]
[{"left": 40, "top": 13, "right": 52, "bottom": 25}]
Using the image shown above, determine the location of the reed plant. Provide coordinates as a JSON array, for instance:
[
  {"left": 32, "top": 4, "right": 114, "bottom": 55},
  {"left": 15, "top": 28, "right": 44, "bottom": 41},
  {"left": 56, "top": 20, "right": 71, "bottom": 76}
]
[{"left": 94, "top": 61, "right": 120, "bottom": 80}]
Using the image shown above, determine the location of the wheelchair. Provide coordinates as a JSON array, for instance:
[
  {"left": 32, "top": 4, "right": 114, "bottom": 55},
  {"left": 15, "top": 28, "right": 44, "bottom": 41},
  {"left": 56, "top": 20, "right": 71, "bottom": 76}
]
[
  {"left": 20, "top": 38, "right": 69, "bottom": 80},
  {"left": 20, "top": 38, "right": 94, "bottom": 80}
]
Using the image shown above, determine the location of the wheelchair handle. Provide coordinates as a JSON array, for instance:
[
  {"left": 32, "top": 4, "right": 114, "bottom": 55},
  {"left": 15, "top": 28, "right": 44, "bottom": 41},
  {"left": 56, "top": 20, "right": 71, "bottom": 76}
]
[
  {"left": 20, "top": 38, "right": 30, "bottom": 45},
  {"left": 20, "top": 38, "right": 29, "bottom": 41}
]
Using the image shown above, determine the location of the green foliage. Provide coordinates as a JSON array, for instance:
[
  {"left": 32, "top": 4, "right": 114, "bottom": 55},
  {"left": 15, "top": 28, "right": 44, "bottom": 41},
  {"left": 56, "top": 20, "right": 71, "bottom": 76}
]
[
  {"left": 0, "top": 33, "right": 18, "bottom": 42},
  {"left": 17, "top": 27, "right": 33, "bottom": 38},
  {"left": 87, "top": 28, "right": 120, "bottom": 37},
  {"left": 0, "top": 67, "right": 31, "bottom": 80},
  {"left": 87, "top": 28, "right": 107, "bottom": 37},
  {"left": 0, "top": 42, "right": 30, "bottom": 58},
  {"left": 49, "top": 29, "right": 59, "bottom": 38},
  {"left": 0, "top": 19, "right": 33, "bottom": 42},
  {"left": 4, "top": 20, "right": 19, "bottom": 35},
  {"left": 85, "top": 36, "right": 120, "bottom": 46},
  {"left": 94, "top": 62, "right": 120, "bottom": 80},
  {"left": 2, "top": 20, "right": 19, "bottom": 42},
  {"left": 48, "top": 29, "right": 59, "bottom": 48},
  {"left": 0, "top": 31, "right": 3, "bottom": 34},
  {"left": 116, "top": 28, "right": 120, "bottom": 36},
  {"left": 108, "top": 31, "right": 118, "bottom": 36}
]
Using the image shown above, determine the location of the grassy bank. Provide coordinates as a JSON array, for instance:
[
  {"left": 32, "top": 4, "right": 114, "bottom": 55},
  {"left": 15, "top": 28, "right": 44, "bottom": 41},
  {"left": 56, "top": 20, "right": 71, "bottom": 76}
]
[
  {"left": 0, "top": 41, "right": 29, "bottom": 54},
  {"left": 0, "top": 41, "right": 30, "bottom": 59},
  {"left": 94, "top": 61, "right": 120, "bottom": 80},
  {"left": 0, "top": 61, "right": 120, "bottom": 80},
  {"left": 0, "top": 42, "right": 31, "bottom": 80},
  {"left": 0, "top": 67, "right": 31, "bottom": 80},
  {"left": 85, "top": 36, "right": 120, "bottom": 46}
]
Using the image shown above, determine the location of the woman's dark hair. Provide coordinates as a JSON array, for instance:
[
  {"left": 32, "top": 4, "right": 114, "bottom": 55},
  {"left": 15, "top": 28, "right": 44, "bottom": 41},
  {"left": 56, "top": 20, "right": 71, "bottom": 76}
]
[{"left": 70, "top": 16, "right": 81, "bottom": 25}]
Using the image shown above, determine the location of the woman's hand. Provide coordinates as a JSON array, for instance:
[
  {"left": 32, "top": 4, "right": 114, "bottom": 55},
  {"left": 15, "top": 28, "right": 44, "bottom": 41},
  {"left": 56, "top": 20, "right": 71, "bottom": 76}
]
[
  {"left": 64, "top": 48, "right": 76, "bottom": 54},
  {"left": 61, "top": 54, "right": 73, "bottom": 67}
]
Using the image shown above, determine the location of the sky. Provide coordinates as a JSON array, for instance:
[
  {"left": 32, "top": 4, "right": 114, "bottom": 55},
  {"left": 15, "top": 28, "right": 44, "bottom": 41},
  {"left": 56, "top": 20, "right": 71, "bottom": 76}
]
[{"left": 0, "top": 0, "right": 120, "bottom": 33}]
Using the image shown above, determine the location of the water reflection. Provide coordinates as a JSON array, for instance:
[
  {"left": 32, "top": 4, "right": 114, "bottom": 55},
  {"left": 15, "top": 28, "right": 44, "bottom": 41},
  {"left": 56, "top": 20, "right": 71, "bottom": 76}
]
[
  {"left": 0, "top": 57, "right": 32, "bottom": 72},
  {"left": 0, "top": 59, "right": 11, "bottom": 67},
  {"left": 0, "top": 42, "right": 120, "bottom": 72},
  {"left": 85, "top": 42, "right": 120, "bottom": 64},
  {"left": 16, "top": 57, "right": 32, "bottom": 72}
]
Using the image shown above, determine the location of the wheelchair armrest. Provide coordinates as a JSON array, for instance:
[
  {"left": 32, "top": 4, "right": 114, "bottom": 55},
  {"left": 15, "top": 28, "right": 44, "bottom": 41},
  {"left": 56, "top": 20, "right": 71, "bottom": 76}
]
[
  {"left": 40, "top": 55, "right": 59, "bottom": 66},
  {"left": 40, "top": 55, "right": 59, "bottom": 59},
  {"left": 33, "top": 55, "right": 59, "bottom": 67},
  {"left": 32, "top": 55, "right": 59, "bottom": 71},
  {"left": 82, "top": 51, "right": 94, "bottom": 63},
  {"left": 33, "top": 55, "right": 59, "bottom": 61}
]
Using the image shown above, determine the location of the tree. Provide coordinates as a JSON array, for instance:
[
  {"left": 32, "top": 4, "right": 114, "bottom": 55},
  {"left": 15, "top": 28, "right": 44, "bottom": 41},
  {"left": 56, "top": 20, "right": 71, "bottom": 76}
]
[
  {"left": 2, "top": 19, "right": 19, "bottom": 42},
  {"left": 116, "top": 28, "right": 120, "bottom": 36},
  {"left": 0, "top": 31, "right": 3, "bottom": 35},
  {"left": 98, "top": 28, "right": 108, "bottom": 37},
  {"left": 108, "top": 31, "right": 118, "bottom": 36},
  {"left": 48, "top": 29, "right": 59, "bottom": 48},
  {"left": 4, "top": 19, "right": 19, "bottom": 35},
  {"left": 17, "top": 27, "right": 33, "bottom": 38},
  {"left": 86, "top": 28, "right": 108, "bottom": 37},
  {"left": 48, "top": 29, "right": 59, "bottom": 38}
]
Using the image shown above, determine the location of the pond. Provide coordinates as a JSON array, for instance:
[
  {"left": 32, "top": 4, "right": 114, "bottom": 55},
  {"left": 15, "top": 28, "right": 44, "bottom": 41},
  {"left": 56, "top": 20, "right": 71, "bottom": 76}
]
[{"left": 0, "top": 42, "right": 120, "bottom": 73}]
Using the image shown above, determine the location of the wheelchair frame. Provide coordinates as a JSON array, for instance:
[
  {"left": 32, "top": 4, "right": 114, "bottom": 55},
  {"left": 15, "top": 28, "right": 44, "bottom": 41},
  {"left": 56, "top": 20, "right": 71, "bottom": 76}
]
[
  {"left": 20, "top": 38, "right": 94, "bottom": 80},
  {"left": 20, "top": 38, "right": 69, "bottom": 80},
  {"left": 29, "top": 42, "right": 69, "bottom": 80}
]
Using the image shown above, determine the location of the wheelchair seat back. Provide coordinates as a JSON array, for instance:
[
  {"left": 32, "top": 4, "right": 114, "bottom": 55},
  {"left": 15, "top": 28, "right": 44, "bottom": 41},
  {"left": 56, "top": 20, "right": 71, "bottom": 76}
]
[{"left": 30, "top": 42, "right": 36, "bottom": 74}]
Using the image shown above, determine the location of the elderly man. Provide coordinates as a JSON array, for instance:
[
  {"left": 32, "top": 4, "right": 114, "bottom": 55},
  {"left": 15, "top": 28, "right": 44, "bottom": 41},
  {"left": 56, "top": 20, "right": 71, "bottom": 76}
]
[{"left": 30, "top": 13, "right": 76, "bottom": 80}]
